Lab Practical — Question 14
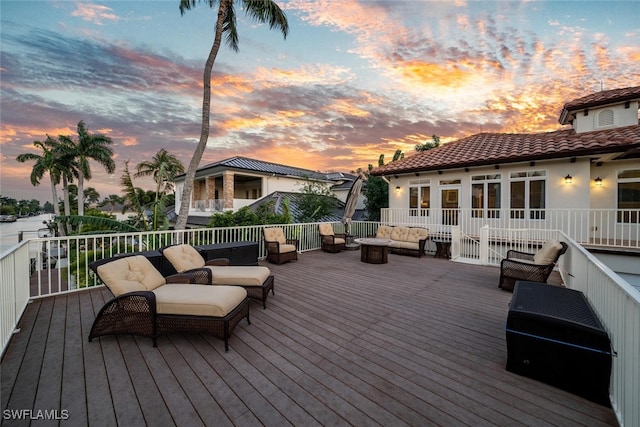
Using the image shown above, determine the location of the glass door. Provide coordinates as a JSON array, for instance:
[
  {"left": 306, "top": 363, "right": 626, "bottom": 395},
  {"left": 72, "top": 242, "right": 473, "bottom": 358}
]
[{"left": 441, "top": 188, "right": 459, "bottom": 225}]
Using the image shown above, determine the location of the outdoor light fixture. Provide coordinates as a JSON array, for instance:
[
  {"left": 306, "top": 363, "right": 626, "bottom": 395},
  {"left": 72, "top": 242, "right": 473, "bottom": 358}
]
[
  {"left": 595, "top": 177, "right": 603, "bottom": 186},
  {"left": 564, "top": 174, "right": 573, "bottom": 184},
  {"left": 395, "top": 186, "right": 401, "bottom": 192}
]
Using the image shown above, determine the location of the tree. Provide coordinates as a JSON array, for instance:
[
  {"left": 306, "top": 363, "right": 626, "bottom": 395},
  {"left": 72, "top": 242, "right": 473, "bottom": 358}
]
[
  {"left": 415, "top": 134, "right": 440, "bottom": 152},
  {"left": 84, "top": 187, "right": 101, "bottom": 207},
  {"left": 295, "top": 179, "right": 338, "bottom": 222},
  {"left": 175, "top": 0, "right": 289, "bottom": 230},
  {"left": 16, "top": 137, "right": 62, "bottom": 218},
  {"left": 135, "top": 149, "right": 185, "bottom": 230},
  {"left": 58, "top": 121, "right": 115, "bottom": 217}
]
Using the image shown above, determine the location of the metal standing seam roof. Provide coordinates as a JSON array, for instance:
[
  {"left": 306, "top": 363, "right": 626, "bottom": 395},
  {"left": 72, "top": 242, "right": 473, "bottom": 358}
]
[{"left": 177, "top": 156, "right": 339, "bottom": 181}]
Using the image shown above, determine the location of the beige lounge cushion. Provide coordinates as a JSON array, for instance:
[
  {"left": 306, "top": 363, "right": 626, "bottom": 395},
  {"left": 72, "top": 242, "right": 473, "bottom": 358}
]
[
  {"left": 264, "top": 227, "right": 286, "bottom": 244},
  {"left": 376, "top": 225, "right": 393, "bottom": 239},
  {"left": 207, "top": 266, "right": 271, "bottom": 287},
  {"left": 533, "top": 240, "right": 563, "bottom": 265},
  {"left": 153, "top": 284, "right": 247, "bottom": 317},
  {"left": 319, "top": 223, "right": 335, "bottom": 236},
  {"left": 277, "top": 243, "right": 297, "bottom": 253},
  {"left": 332, "top": 238, "right": 346, "bottom": 245},
  {"left": 390, "top": 226, "right": 410, "bottom": 242},
  {"left": 389, "top": 241, "right": 419, "bottom": 250},
  {"left": 96, "top": 255, "right": 165, "bottom": 296},
  {"left": 163, "top": 244, "right": 205, "bottom": 272},
  {"left": 407, "top": 228, "right": 428, "bottom": 243}
]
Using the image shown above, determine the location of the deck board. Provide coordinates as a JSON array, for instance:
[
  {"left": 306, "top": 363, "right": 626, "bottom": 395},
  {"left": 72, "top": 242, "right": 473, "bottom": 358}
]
[{"left": 2, "top": 249, "right": 618, "bottom": 426}]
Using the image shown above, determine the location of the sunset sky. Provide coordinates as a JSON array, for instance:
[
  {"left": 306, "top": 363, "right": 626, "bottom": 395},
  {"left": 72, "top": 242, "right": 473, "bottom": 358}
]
[{"left": 1, "top": 0, "right": 639, "bottom": 203}]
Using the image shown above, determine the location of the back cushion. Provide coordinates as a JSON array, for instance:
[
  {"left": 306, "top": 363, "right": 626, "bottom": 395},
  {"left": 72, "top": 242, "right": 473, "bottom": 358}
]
[
  {"left": 376, "top": 225, "right": 393, "bottom": 239},
  {"left": 264, "top": 227, "right": 286, "bottom": 244},
  {"left": 319, "top": 223, "right": 335, "bottom": 236},
  {"left": 533, "top": 240, "right": 564, "bottom": 265},
  {"left": 163, "top": 244, "right": 205, "bottom": 272},
  {"left": 390, "top": 226, "right": 410, "bottom": 242},
  {"left": 407, "top": 228, "right": 428, "bottom": 243},
  {"left": 96, "top": 255, "right": 165, "bottom": 296}
]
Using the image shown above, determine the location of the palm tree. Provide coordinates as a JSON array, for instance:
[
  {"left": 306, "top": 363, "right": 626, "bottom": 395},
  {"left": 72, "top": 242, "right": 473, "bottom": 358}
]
[
  {"left": 58, "top": 121, "right": 115, "bottom": 217},
  {"left": 135, "top": 148, "right": 185, "bottom": 230},
  {"left": 175, "top": 0, "right": 289, "bottom": 230},
  {"left": 16, "top": 136, "right": 62, "bottom": 218}
]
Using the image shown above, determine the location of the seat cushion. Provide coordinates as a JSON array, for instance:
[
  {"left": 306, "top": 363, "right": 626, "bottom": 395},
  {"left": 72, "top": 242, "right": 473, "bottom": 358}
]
[
  {"left": 153, "top": 284, "right": 247, "bottom": 317},
  {"left": 407, "top": 228, "right": 428, "bottom": 243},
  {"left": 207, "top": 266, "right": 271, "bottom": 287},
  {"left": 277, "top": 243, "right": 297, "bottom": 253},
  {"left": 96, "top": 255, "right": 165, "bottom": 296},
  {"left": 389, "top": 241, "right": 419, "bottom": 250},
  {"left": 319, "top": 223, "right": 335, "bottom": 236},
  {"left": 163, "top": 244, "right": 205, "bottom": 272},
  {"left": 332, "top": 238, "right": 346, "bottom": 245},
  {"left": 533, "top": 240, "right": 563, "bottom": 265},
  {"left": 390, "top": 226, "right": 410, "bottom": 242},
  {"left": 376, "top": 225, "right": 393, "bottom": 239},
  {"left": 264, "top": 227, "right": 286, "bottom": 244}
]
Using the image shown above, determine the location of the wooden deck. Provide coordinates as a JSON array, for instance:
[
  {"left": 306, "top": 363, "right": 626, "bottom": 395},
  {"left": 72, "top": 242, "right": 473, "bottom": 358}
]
[{"left": 2, "top": 250, "right": 617, "bottom": 426}]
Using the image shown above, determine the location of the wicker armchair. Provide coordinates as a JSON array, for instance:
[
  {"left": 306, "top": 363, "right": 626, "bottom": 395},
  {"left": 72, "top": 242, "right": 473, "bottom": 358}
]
[
  {"left": 499, "top": 240, "right": 568, "bottom": 292},
  {"left": 89, "top": 254, "right": 250, "bottom": 351},
  {"left": 161, "top": 244, "right": 275, "bottom": 309},
  {"left": 263, "top": 227, "right": 298, "bottom": 264},
  {"left": 319, "top": 223, "right": 346, "bottom": 253}
]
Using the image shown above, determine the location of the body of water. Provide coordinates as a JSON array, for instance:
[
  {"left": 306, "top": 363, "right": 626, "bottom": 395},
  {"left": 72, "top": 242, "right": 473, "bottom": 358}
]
[{"left": 0, "top": 214, "right": 53, "bottom": 254}]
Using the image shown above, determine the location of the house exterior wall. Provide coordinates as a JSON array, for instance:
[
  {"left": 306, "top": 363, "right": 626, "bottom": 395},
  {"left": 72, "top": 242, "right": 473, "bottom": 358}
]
[
  {"left": 589, "top": 159, "right": 640, "bottom": 209},
  {"left": 573, "top": 101, "right": 639, "bottom": 133}
]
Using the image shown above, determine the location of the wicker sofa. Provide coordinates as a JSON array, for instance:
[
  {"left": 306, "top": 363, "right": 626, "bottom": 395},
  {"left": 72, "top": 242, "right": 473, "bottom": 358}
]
[
  {"left": 89, "top": 254, "right": 250, "bottom": 351},
  {"left": 372, "top": 225, "right": 429, "bottom": 258}
]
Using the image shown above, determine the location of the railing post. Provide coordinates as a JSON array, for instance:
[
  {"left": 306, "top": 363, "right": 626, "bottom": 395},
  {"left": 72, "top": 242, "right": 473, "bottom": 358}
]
[
  {"left": 479, "top": 225, "right": 489, "bottom": 265},
  {"left": 451, "top": 225, "right": 460, "bottom": 259}
]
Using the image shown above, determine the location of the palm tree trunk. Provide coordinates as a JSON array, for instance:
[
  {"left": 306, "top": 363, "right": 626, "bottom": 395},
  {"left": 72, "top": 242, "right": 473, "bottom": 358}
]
[
  {"left": 77, "top": 173, "right": 85, "bottom": 217},
  {"left": 175, "top": 0, "right": 229, "bottom": 231},
  {"left": 49, "top": 176, "right": 64, "bottom": 236}
]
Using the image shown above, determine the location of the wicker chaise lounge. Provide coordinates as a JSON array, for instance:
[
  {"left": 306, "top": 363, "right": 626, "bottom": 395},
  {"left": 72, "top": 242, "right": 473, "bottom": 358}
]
[
  {"left": 499, "top": 240, "right": 568, "bottom": 292},
  {"left": 89, "top": 255, "right": 250, "bottom": 351},
  {"left": 161, "top": 244, "right": 275, "bottom": 309}
]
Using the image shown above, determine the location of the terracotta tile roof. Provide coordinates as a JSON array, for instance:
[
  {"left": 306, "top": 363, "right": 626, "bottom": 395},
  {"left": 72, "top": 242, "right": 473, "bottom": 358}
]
[
  {"left": 560, "top": 86, "right": 640, "bottom": 124},
  {"left": 370, "top": 124, "right": 640, "bottom": 176}
]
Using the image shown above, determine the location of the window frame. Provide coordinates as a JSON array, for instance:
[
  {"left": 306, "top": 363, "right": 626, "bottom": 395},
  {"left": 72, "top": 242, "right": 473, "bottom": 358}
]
[
  {"left": 509, "top": 170, "right": 547, "bottom": 220},
  {"left": 617, "top": 169, "right": 640, "bottom": 224},
  {"left": 409, "top": 179, "right": 431, "bottom": 216},
  {"left": 471, "top": 174, "right": 501, "bottom": 219}
]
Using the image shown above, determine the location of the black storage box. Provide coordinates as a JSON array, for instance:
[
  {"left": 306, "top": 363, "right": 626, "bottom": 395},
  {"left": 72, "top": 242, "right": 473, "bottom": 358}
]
[{"left": 506, "top": 281, "right": 612, "bottom": 406}]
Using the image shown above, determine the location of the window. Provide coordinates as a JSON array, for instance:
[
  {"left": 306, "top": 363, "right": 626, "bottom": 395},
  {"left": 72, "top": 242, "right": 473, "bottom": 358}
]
[
  {"left": 471, "top": 174, "right": 501, "bottom": 218},
  {"left": 409, "top": 179, "right": 430, "bottom": 216},
  {"left": 618, "top": 169, "right": 640, "bottom": 223},
  {"left": 510, "top": 171, "right": 546, "bottom": 219}
]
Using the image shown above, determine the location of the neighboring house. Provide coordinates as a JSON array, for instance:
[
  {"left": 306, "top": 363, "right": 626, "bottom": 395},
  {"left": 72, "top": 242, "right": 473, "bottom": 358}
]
[
  {"left": 247, "top": 190, "right": 368, "bottom": 223},
  {"left": 370, "top": 86, "right": 640, "bottom": 244},
  {"left": 173, "top": 156, "right": 366, "bottom": 225}
]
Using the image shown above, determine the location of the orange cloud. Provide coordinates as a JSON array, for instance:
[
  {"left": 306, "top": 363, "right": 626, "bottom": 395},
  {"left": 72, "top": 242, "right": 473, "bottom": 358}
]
[{"left": 398, "top": 60, "right": 474, "bottom": 88}]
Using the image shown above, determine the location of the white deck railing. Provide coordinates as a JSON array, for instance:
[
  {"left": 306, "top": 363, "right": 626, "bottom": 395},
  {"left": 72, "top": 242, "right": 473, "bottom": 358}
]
[
  {"left": 0, "top": 220, "right": 638, "bottom": 426},
  {"left": 558, "top": 233, "right": 640, "bottom": 427},
  {"left": 382, "top": 208, "right": 640, "bottom": 249}
]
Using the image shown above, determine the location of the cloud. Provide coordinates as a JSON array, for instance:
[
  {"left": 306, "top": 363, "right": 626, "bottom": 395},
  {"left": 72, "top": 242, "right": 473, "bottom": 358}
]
[{"left": 71, "top": 3, "right": 119, "bottom": 26}]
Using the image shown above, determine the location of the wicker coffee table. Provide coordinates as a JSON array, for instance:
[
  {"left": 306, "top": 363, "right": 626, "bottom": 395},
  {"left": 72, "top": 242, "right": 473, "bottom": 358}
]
[{"left": 354, "top": 238, "right": 392, "bottom": 264}]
